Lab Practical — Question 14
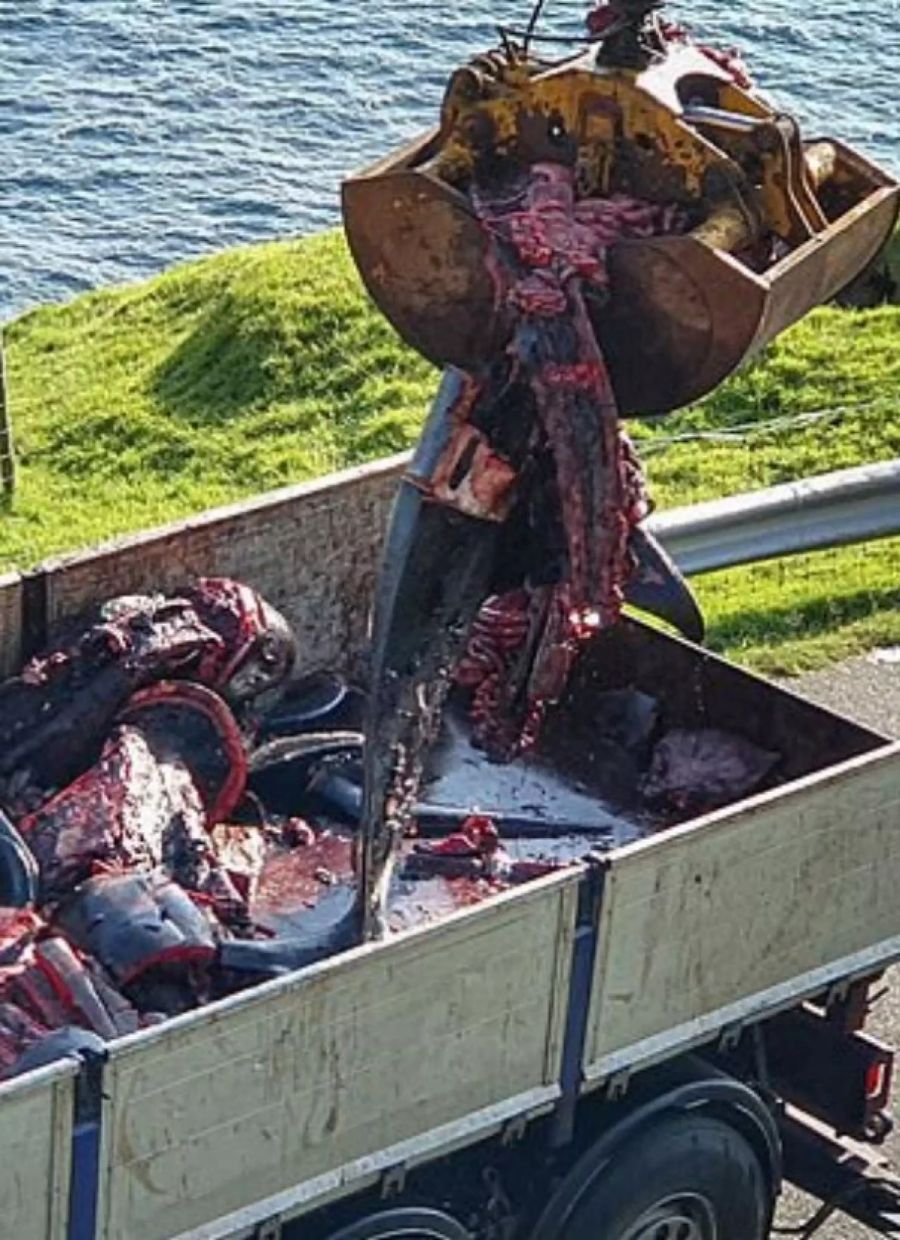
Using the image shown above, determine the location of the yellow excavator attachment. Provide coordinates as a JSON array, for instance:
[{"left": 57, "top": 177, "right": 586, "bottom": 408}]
[{"left": 342, "top": 34, "right": 898, "bottom": 414}]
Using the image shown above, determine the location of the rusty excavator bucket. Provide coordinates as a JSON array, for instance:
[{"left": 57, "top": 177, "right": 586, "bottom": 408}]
[{"left": 343, "top": 13, "right": 898, "bottom": 415}]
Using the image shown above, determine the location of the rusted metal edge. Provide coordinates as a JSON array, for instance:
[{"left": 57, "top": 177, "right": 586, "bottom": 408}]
[
  {"left": 6, "top": 453, "right": 411, "bottom": 664},
  {"left": 34, "top": 452, "right": 411, "bottom": 577}
]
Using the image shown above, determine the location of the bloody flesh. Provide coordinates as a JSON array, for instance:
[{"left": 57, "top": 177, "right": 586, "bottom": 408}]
[
  {"left": 355, "top": 162, "right": 695, "bottom": 933},
  {"left": 0, "top": 581, "right": 304, "bottom": 1076},
  {"left": 455, "top": 167, "right": 685, "bottom": 758},
  {"left": 0, "top": 574, "right": 581, "bottom": 1078}
]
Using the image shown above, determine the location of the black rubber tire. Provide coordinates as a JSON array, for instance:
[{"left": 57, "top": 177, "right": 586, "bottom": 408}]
[
  {"left": 323, "top": 1207, "right": 471, "bottom": 1240},
  {"left": 555, "top": 1113, "right": 772, "bottom": 1240}
]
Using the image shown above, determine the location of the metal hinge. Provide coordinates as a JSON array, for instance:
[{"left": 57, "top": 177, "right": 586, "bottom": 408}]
[
  {"left": 501, "top": 1114, "right": 528, "bottom": 1146},
  {"left": 607, "top": 1070, "right": 631, "bottom": 1101},
  {"left": 382, "top": 1163, "right": 408, "bottom": 1199},
  {"left": 255, "top": 1216, "right": 282, "bottom": 1240},
  {"left": 718, "top": 1022, "right": 744, "bottom": 1054}
]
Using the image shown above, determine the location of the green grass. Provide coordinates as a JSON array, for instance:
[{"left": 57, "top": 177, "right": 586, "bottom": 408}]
[
  {"left": 3, "top": 228, "right": 898, "bottom": 675},
  {"left": 693, "top": 540, "right": 900, "bottom": 676},
  {"left": 2, "top": 232, "right": 435, "bottom": 565},
  {"left": 629, "top": 287, "right": 900, "bottom": 673}
]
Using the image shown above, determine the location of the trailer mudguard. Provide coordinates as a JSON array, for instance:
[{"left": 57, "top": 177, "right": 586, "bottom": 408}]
[{"left": 531, "top": 1054, "right": 782, "bottom": 1240}]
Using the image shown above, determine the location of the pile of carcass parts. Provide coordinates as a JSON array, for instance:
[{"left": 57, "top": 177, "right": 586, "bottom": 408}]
[
  {"left": 456, "top": 172, "right": 690, "bottom": 759},
  {"left": 0, "top": 575, "right": 780, "bottom": 1080},
  {"left": 7, "top": 2, "right": 863, "bottom": 1076}
]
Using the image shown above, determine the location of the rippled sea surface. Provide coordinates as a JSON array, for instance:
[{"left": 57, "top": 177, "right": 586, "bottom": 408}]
[{"left": 0, "top": 1, "right": 896, "bottom": 317}]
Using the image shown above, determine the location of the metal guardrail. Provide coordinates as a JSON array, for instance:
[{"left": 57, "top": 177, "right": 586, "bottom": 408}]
[{"left": 648, "top": 458, "right": 900, "bottom": 575}]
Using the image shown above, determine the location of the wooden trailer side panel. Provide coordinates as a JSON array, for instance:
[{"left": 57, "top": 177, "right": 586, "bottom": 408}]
[
  {"left": 28, "top": 456, "right": 406, "bottom": 679},
  {"left": 0, "top": 1063, "right": 76, "bottom": 1240},
  {"left": 584, "top": 743, "right": 900, "bottom": 1083},
  {"left": 96, "top": 874, "right": 579, "bottom": 1240}
]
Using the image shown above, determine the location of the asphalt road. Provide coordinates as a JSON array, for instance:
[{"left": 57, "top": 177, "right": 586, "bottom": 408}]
[{"left": 772, "top": 648, "right": 899, "bottom": 1238}]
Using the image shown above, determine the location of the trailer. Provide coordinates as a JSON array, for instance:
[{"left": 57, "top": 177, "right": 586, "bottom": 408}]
[{"left": 1, "top": 453, "right": 898, "bottom": 1240}]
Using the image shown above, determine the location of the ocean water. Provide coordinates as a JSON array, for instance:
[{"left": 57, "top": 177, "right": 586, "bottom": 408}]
[{"left": 0, "top": 0, "right": 896, "bottom": 318}]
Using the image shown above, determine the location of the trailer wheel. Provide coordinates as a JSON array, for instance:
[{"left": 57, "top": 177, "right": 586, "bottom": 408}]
[
  {"left": 322, "top": 1206, "right": 471, "bottom": 1240},
  {"left": 549, "top": 1114, "right": 772, "bottom": 1240}
]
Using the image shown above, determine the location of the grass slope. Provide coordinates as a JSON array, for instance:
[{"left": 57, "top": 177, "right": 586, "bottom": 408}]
[{"left": 3, "top": 229, "right": 898, "bottom": 675}]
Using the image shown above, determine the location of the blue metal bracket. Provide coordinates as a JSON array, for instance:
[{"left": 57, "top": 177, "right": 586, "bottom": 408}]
[
  {"left": 67, "top": 1051, "right": 106, "bottom": 1240},
  {"left": 550, "top": 857, "right": 607, "bottom": 1149}
]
